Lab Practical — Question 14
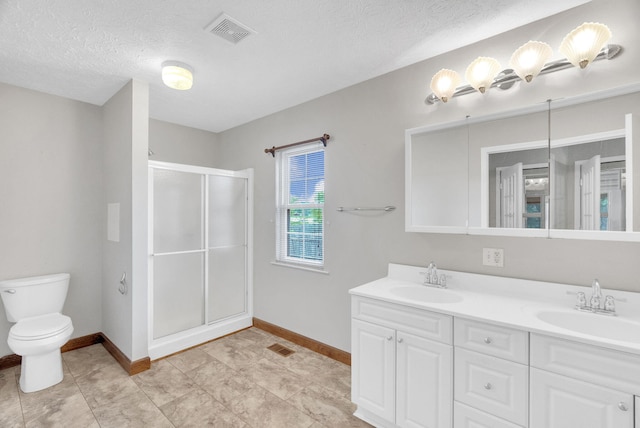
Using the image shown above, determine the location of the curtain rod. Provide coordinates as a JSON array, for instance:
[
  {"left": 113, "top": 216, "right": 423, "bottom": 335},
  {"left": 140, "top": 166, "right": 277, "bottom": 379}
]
[{"left": 264, "top": 133, "right": 330, "bottom": 157}]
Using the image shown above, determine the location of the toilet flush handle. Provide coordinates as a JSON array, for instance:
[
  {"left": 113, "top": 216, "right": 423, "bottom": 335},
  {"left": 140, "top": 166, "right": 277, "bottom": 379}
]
[{"left": 3, "top": 289, "right": 16, "bottom": 294}]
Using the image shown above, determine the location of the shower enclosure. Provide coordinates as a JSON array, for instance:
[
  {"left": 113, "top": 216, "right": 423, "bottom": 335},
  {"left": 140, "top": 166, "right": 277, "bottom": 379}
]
[{"left": 148, "top": 161, "right": 253, "bottom": 359}]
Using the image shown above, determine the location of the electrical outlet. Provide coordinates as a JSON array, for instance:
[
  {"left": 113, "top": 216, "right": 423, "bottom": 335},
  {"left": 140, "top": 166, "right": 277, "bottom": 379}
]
[{"left": 483, "top": 248, "right": 504, "bottom": 267}]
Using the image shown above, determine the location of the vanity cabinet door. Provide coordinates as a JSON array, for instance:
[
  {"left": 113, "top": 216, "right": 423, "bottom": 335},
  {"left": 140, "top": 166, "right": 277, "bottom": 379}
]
[
  {"left": 351, "top": 319, "right": 396, "bottom": 422},
  {"left": 530, "top": 368, "right": 634, "bottom": 428},
  {"left": 397, "top": 331, "right": 452, "bottom": 428}
]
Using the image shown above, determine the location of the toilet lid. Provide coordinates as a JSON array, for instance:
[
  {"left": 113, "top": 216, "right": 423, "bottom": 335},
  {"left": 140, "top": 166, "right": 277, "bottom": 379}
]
[{"left": 10, "top": 313, "right": 72, "bottom": 340}]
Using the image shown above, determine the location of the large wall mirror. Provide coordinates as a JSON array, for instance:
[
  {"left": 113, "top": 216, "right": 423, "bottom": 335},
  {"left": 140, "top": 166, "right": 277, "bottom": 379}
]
[{"left": 406, "top": 85, "right": 640, "bottom": 241}]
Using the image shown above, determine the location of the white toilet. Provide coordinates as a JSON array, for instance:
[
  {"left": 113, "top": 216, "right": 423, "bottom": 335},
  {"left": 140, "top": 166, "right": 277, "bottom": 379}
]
[{"left": 0, "top": 273, "right": 74, "bottom": 393}]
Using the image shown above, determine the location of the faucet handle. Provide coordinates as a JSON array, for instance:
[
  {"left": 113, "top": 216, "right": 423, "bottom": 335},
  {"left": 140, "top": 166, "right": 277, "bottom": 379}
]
[
  {"left": 576, "top": 292, "right": 586, "bottom": 308},
  {"left": 419, "top": 271, "right": 430, "bottom": 284},
  {"left": 604, "top": 295, "right": 616, "bottom": 313},
  {"left": 439, "top": 274, "right": 447, "bottom": 288}
]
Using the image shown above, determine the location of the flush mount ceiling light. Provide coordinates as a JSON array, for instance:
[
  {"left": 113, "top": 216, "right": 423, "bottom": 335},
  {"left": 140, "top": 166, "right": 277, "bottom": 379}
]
[
  {"left": 560, "top": 22, "right": 612, "bottom": 69},
  {"left": 426, "top": 23, "right": 621, "bottom": 105},
  {"left": 430, "top": 69, "right": 461, "bottom": 103},
  {"left": 465, "top": 57, "right": 501, "bottom": 93},
  {"left": 509, "top": 41, "right": 552, "bottom": 83},
  {"left": 161, "top": 61, "right": 194, "bottom": 90}
]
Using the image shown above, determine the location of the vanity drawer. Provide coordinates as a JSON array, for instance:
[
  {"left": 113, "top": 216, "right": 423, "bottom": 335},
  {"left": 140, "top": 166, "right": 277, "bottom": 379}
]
[
  {"left": 530, "top": 334, "right": 640, "bottom": 394},
  {"left": 455, "top": 318, "right": 528, "bottom": 364},
  {"left": 454, "top": 402, "right": 524, "bottom": 428},
  {"left": 455, "top": 348, "right": 528, "bottom": 426},
  {"left": 352, "top": 296, "right": 452, "bottom": 344}
]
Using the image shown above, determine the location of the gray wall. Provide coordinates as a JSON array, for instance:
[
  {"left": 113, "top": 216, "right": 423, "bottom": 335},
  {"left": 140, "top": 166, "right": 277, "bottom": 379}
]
[
  {"left": 149, "top": 119, "right": 219, "bottom": 167},
  {"left": 102, "top": 82, "right": 135, "bottom": 358},
  {"left": 217, "top": 0, "right": 640, "bottom": 352},
  {"left": 102, "top": 80, "right": 150, "bottom": 361},
  {"left": 0, "top": 83, "right": 103, "bottom": 357}
]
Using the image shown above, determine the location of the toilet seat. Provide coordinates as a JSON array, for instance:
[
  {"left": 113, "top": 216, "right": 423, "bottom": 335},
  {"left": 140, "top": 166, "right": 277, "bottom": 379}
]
[{"left": 10, "top": 313, "right": 72, "bottom": 341}]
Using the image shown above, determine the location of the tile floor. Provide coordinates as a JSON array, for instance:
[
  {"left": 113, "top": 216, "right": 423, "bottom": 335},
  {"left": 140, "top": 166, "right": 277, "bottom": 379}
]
[{"left": 0, "top": 328, "right": 372, "bottom": 427}]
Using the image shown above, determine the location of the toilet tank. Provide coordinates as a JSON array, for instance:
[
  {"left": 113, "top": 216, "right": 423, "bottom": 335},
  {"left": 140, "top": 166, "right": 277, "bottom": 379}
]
[{"left": 0, "top": 273, "right": 70, "bottom": 322}]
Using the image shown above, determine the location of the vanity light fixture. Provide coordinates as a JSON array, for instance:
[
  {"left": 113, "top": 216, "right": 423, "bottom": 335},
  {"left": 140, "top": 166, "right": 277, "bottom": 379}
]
[
  {"left": 161, "top": 61, "right": 194, "bottom": 90},
  {"left": 426, "top": 23, "right": 620, "bottom": 104},
  {"left": 429, "top": 69, "right": 461, "bottom": 103},
  {"left": 465, "top": 57, "right": 501, "bottom": 93},
  {"left": 509, "top": 41, "right": 552, "bottom": 83},
  {"left": 560, "top": 22, "right": 612, "bottom": 69}
]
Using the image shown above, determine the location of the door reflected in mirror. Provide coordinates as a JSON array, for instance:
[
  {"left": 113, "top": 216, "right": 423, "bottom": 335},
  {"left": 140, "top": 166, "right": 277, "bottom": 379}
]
[
  {"left": 550, "top": 132, "right": 627, "bottom": 231},
  {"left": 486, "top": 145, "right": 549, "bottom": 229}
]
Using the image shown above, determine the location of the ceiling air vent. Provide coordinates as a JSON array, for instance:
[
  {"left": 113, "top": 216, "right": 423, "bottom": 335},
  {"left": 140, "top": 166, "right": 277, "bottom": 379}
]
[{"left": 205, "top": 13, "right": 256, "bottom": 44}]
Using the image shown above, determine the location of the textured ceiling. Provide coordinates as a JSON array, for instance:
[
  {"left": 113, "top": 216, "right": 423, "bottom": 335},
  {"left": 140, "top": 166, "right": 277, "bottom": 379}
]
[{"left": 0, "top": 0, "right": 590, "bottom": 133}]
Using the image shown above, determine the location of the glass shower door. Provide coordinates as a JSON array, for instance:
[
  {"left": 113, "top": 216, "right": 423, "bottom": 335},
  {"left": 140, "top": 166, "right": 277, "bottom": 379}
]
[
  {"left": 207, "top": 175, "right": 248, "bottom": 322},
  {"left": 149, "top": 162, "right": 252, "bottom": 355},
  {"left": 151, "top": 169, "right": 205, "bottom": 339}
]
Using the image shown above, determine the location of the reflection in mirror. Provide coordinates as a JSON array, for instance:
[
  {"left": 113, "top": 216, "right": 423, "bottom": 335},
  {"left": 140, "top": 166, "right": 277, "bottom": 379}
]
[
  {"left": 406, "top": 84, "right": 640, "bottom": 240},
  {"left": 550, "top": 131, "right": 627, "bottom": 231},
  {"left": 407, "top": 125, "right": 468, "bottom": 232},
  {"left": 471, "top": 109, "right": 549, "bottom": 234},
  {"left": 487, "top": 145, "right": 549, "bottom": 228}
]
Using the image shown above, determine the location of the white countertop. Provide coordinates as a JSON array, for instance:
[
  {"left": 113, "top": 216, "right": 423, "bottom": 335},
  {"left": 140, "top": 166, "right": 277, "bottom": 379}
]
[{"left": 349, "top": 263, "right": 640, "bottom": 355}]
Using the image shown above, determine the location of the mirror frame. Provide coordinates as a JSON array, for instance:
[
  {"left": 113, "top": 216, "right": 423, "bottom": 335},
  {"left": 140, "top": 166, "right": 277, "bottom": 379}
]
[{"left": 405, "top": 83, "right": 640, "bottom": 241}]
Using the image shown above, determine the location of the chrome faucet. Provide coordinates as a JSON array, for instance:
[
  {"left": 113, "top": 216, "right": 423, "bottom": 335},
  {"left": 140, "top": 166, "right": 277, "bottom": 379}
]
[
  {"left": 421, "top": 261, "right": 447, "bottom": 288},
  {"left": 575, "top": 278, "right": 616, "bottom": 315}
]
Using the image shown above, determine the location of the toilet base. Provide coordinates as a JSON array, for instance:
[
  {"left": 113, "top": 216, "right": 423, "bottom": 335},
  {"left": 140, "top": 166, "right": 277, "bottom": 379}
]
[{"left": 19, "top": 349, "right": 64, "bottom": 393}]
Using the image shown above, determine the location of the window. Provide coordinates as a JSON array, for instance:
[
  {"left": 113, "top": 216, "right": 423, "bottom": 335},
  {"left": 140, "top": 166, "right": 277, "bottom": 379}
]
[{"left": 276, "top": 145, "right": 325, "bottom": 267}]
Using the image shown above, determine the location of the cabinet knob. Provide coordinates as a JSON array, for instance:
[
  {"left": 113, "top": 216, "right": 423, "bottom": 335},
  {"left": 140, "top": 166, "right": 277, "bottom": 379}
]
[
  {"left": 483, "top": 337, "right": 492, "bottom": 344},
  {"left": 618, "top": 402, "right": 628, "bottom": 411},
  {"left": 386, "top": 336, "right": 393, "bottom": 341},
  {"left": 398, "top": 338, "right": 404, "bottom": 343},
  {"left": 484, "top": 382, "right": 492, "bottom": 390}
]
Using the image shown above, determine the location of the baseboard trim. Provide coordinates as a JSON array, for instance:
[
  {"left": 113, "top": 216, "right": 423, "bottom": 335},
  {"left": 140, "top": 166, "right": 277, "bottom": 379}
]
[
  {"left": 100, "top": 334, "right": 150, "bottom": 375},
  {"left": 0, "top": 332, "right": 150, "bottom": 375},
  {"left": 0, "top": 353, "right": 21, "bottom": 372},
  {"left": 61, "top": 332, "right": 104, "bottom": 353},
  {"left": 252, "top": 318, "right": 351, "bottom": 366}
]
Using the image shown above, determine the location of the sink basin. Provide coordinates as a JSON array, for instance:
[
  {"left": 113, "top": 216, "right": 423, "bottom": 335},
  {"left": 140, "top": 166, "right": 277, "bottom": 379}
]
[
  {"left": 389, "top": 286, "right": 463, "bottom": 304},
  {"left": 536, "top": 310, "right": 640, "bottom": 343}
]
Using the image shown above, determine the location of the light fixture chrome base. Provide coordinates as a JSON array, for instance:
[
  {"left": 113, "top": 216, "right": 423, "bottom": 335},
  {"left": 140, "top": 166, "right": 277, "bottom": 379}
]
[{"left": 425, "top": 44, "right": 622, "bottom": 105}]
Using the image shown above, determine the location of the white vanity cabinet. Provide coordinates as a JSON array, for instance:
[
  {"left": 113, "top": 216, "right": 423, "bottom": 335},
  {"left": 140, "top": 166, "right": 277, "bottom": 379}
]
[
  {"left": 351, "top": 296, "right": 453, "bottom": 428},
  {"left": 453, "top": 318, "right": 529, "bottom": 428},
  {"left": 350, "top": 264, "right": 640, "bottom": 428},
  {"left": 529, "top": 334, "right": 640, "bottom": 428}
]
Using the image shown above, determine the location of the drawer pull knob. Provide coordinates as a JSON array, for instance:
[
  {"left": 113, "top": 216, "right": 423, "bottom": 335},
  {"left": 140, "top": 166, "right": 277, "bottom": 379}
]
[
  {"left": 386, "top": 336, "right": 393, "bottom": 341},
  {"left": 398, "top": 338, "right": 404, "bottom": 343},
  {"left": 483, "top": 337, "right": 492, "bottom": 344},
  {"left": 618, "top": 402, "right": 628, "bottom": 411},
  {"left": 484, "top": 382, "right": 492, "bottom": 390}
]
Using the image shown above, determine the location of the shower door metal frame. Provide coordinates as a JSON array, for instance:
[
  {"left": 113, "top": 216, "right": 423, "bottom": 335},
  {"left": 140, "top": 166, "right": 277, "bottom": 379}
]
[{"left": 147, "top": 160, "right": 253, "bottom": 359}]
